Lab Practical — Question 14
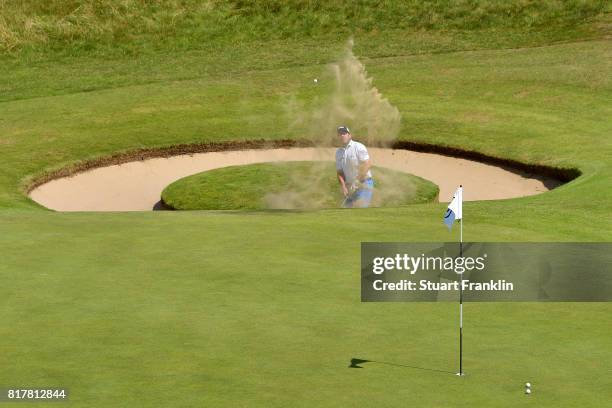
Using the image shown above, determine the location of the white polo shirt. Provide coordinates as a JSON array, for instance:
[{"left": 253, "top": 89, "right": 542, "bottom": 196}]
[{"left": 335, "top": 139, "right": 372, "bottom": 184}]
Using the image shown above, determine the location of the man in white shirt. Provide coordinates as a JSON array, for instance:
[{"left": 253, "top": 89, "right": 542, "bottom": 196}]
[{"left": 335, "top": 126, "right": 374, "bottom": 208}]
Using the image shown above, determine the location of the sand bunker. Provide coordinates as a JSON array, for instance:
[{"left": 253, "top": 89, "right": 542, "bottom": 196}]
[{"left": 29, "top": 147, "right": 560, "bottom": 211}]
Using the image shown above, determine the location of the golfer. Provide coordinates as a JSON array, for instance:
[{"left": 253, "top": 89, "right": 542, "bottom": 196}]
[{"left": 335, "top": 126, "right": 374, "bottom": 208}]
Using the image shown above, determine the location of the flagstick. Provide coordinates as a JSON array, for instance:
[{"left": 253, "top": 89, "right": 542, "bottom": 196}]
[
  {"left": 459, "top": 183, "right": 465, "bottom": 376},
  {"left": 458, "top": 217, "right": 464, "bottom": 376}
]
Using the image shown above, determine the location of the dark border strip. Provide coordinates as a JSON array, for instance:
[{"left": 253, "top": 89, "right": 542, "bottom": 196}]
[
  {"left": 392, "top": 140, "right": 581, "bottom": 183},
  {"left": 26, "top": 138, "right": 580, "bottom": 194}
]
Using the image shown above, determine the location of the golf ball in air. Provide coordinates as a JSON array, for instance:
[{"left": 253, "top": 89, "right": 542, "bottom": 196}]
[
  {"left": 525, "top": 382, "right": 531, "bottom": 388},
  {"left": 313, "top": 78, "right": 318, "bottom": 84}
]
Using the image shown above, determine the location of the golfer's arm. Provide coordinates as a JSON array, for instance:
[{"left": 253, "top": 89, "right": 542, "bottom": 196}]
[
  {"left": 358, "top": 159, "right": 371, "bottom": 181},
  {"left": 337, "top": 171, "right": 347, "bottom": 188}
]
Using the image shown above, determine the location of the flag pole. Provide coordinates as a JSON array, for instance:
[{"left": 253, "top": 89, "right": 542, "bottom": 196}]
[
  {"left": 444, "top": 184, "right": 464, "bottom": 376},
  {"left": 458, "top": 185, "right": 464, "bottom": 376}
]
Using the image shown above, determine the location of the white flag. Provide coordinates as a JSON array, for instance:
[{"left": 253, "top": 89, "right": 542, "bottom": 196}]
[{"left": 443, "top": 186, "right": 463, "bottom": 230}]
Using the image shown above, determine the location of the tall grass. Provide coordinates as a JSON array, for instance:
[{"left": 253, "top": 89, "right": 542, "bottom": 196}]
[{"left": 0, "top": 0, "right": 608, "bottom": 54}]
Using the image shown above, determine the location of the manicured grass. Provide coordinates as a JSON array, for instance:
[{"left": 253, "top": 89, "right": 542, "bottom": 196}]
[
  {"left": 161, "top": 161, "right": 439, "bottom": 210},
  {"left": 0, "top": 2, "right": 611, "bottom": 407},
  {"left": 1, "top": 209, "right": 611, "bottom": 407}
]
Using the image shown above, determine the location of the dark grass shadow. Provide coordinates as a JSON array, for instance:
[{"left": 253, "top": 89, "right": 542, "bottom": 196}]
[
  {"left": 392, "top": 140, "right": 580, "bottom": 187},
  {"left": 349, "top": 358, "right": 455, "bottom": 375},
  {"left": 152, "top": 200, "right": 173, "bottom": 211}
]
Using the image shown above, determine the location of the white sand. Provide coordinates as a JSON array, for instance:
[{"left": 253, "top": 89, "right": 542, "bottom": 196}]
[{"left": 29, "top": 147, "right": 556, "bottom": 211}]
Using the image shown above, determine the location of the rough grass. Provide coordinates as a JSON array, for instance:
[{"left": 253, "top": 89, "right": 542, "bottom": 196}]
[
  {"left": 160, "top": 161, "right": 439, "bottom": 210},
  {"left": 1, "top": 0, "right": 609, "bottom": 54}
]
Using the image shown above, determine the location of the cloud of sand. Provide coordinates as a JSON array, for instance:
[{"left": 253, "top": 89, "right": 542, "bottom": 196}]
[
  {"left": 269, "top": 39, "right": 406, "bottom": 209},
  {"left": 286, "top": 38, "right": 401, "bottom": 147}
]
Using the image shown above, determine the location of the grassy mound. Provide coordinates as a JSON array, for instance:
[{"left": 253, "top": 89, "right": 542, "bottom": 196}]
[{"left": 161, "top": 161, "right": 439, "bottom": 210}]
